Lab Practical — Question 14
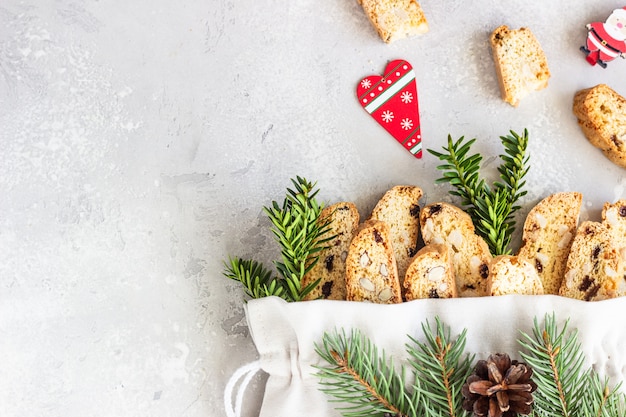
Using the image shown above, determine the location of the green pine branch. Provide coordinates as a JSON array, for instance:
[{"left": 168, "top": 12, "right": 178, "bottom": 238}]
[
  {"left": 427, "top": 129, "right": 530, "bottom": 255},
  {"left": 314, "top": 328, "right": 416, "bottom": 417},
  {"left": 429, "top": 136, "right": 485, "bottom": 211},
  {"left": 518, "top": 313, "right": 625, "bottom": 417},
  {"left": 582, "top": 373, "right": 626, "bottom": 417},
  {"left": 264, "top": 176, "right": 334, "bottom": 301},
  {"left": 495, "top": 130, "right": 530, "bottom": 210},
  {"left": 222, "top": 176, "right": 334, "bottom": 302},
  {"left": 406, "top": 318, "right": 474, "bottom": 417},
  {"left": 223, "top": 257, "right": 286, "bottom": 299}
]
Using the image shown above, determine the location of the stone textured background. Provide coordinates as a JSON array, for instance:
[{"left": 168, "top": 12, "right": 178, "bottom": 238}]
[{"left": 1, "top": 1, "right": 624, "bottom": 416}]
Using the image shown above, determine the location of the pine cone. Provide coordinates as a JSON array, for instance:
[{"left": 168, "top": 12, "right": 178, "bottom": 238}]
[{"left": 461, "top": 353, "right": 537, "bottom": 417}]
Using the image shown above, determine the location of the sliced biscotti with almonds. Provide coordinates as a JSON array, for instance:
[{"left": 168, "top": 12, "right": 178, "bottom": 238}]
[
  {"left": 345, "top": 219, "right": 402, "bottom": 303},
  {"left": 487, "top": 255, "right": 544, "bottom": 296},
  {"left": 559, "top": 221, "right": 625, "bottom": 301},
  {"left": 490, "top": 25, "right": 550, "bottom": 107},
  {"left": 369, "top": 185, "right": 423, "bottom": 284},
  {"left": 573, "top": 84, "right": 626, "bottom": 168},
  {"left": 302, "top": 202, "right": 360, "bottom": 300},
  {"left": 517, "top": 192, "right": 582, "bottom": 295},
  {"left": 602, "top": 200, "right": 626, "bottom": 262},
  {"left": 403, "top": 243, "right": 457, "bottom": 300},
  {"left": 420, "top": 202, "right": 492, "bottom": 297},
  {"left": 357, "top": 0, "right": 428, "bottom": 43},
  {"left": 600, "top": 200, "right": 626, "bottom": 296}
]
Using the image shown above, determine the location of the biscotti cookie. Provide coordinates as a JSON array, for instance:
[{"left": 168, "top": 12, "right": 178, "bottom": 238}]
[
  {"left": 420, "top": 202, "right": 492, "bottom": 297},
  {"left": 357, "top": 0, "right": 428, "bottom": 43},
  {"left": 517, "top": 192, "right": 582, "bottom": 295},
  {"left": 302, "top": 202, "right": 360, "bottom": 300},
  {"left": 369, "top": 185, "right": 423, "bottom": 284},
  {"left": 490, "top": 25, "right": 550, "bottom": 107},
  {"left": 602, "top": 200, "right": 626, "bottom": 261},
  {"left": 487, "top": 255, "right": 544, "bottom": 296},
  {"left": 559, "top": 221, "right": 625, "bottom": 301},
  {"left": 403, "top": 244, "right": 457, "bottom": 300},
  {"left": 573, "top": 84, "right": 626, "bottom": 168},
  {"left": 345, "top": 219, "right": 402, "bottom": 303}
]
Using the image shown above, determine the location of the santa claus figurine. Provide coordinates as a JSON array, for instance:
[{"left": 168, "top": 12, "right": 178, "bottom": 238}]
[{"left": 581, "top": 7, "right": 626, "bottom": 68}]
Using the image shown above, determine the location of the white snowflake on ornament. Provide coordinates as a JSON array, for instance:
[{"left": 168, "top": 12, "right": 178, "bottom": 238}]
[
  {"left": 381, "top": 110, "right": 394, "bottom": 123},
  {"left": 401, "top": 118, "right": 413, "bottom": 130},
  {"left": 401, "top": 91, "right": 413, "bottom": 103},
  {"left": 360, "top": 79, "right": 372, "bottom": 89}
]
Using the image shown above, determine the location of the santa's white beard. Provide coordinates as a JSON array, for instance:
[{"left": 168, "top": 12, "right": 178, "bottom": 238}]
[{"left": 604, "top": 21, "right": 626, "bottom": 41}]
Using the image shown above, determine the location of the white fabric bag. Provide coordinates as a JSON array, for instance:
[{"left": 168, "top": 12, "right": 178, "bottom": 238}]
[{"left": 235, "top": 295, "right": 626, "bottom": 417}]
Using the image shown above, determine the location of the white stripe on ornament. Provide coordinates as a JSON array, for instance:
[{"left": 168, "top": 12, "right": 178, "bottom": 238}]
[
  {"left": 589, "top": 34, "right": 620, "bottom": 58},
  {"left": 364, "top": 70, "right": 416, "bottom": 114},
  {"left": 410, "top": 143, "right": 422, "bottom": 154}
]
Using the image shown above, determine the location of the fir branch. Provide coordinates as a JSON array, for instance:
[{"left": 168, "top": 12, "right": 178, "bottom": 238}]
[
  {"left": 314, "top": 329, "right": 416, "bottom": 417},
  {"left": 494, "top": 129, "right": 530, "bottom": 210},
  {"left": 406, "top": 317, "right": 474, "bottom": 417},
  {"left": 222, "top": 257, "right": 285, "bottom": 299},
  {"left": 427, "top": 130, "right": 530, "bottom": 255},
  {"left": 429, "top": 135, "right": 486, "bottom": 211},
  {"left": 475, "top": 188, "right": 513, "bottom": 257},
  {"left": 582, "top": 373, "right": 626, "bottom": 417},
  {"left": 518, "top": 314, "right": 589, "bottom": 417},
  {"left": 264, "top": 176, "right": 334, "bottom": 301},
  {"left": 222, "top": 176, "right": 333, "bottom": 302}
]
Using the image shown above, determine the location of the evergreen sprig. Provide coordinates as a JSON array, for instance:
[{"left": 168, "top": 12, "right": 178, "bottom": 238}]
[
  {"left": 583, "top": 373, "right": 626, "bottom": 417},
  {"left": 223, "top": 176, "right": 334, "bottom": 302},
  {"left": 428, "top": 129, "right": 530, "bottom": 255},
  {"left": 406, "top": 318, "right": 474, "bottom": 417},
  {"left": 264, "top": 176, "right": 334, "bottom": 301},
  {"left": 315, "top": 329, "right": 416, "bottom": 417},
  {"left": 518, "top": 313, "right": 626, "bottom": 417},
  {"left": 222, "top": 258, "right": 285, "bottom": 299}
]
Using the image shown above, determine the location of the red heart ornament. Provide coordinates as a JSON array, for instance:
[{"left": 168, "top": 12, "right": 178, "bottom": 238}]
[{"left": 356, "top": 59, "right": 422, "bottom": 158}]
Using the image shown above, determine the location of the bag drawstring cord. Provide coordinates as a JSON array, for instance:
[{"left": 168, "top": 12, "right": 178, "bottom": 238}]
[{"left": 224, "top": 360, "right": 262, "bottom": 417}]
